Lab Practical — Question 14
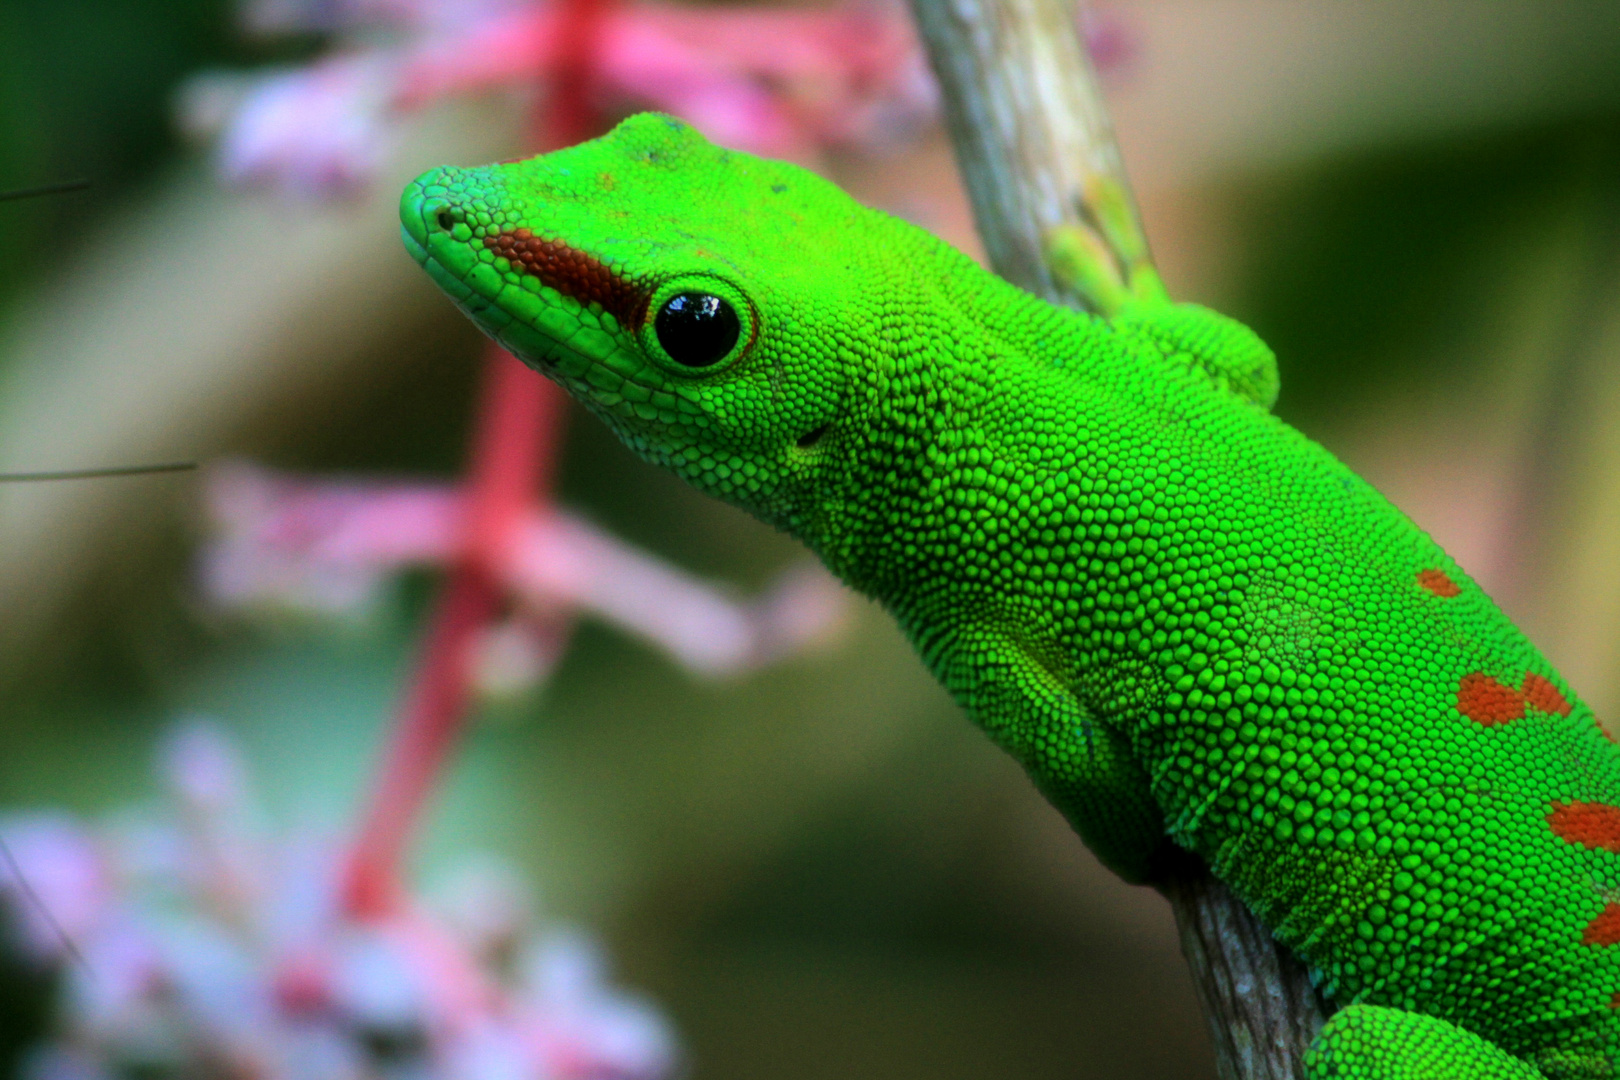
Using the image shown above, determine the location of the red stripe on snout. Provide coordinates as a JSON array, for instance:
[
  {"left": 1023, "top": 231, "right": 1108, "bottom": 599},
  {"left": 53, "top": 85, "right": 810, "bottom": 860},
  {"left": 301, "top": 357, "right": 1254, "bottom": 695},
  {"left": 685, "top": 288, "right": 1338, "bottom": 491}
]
[{"left": 486, "top": 229, "right": 648, "bottom": 327}]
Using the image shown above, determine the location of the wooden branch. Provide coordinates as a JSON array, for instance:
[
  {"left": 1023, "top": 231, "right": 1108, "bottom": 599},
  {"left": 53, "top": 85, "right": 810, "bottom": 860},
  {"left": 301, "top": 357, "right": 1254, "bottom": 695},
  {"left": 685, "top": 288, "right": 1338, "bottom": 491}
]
[
  {"left": 907, "top": 0, "right": 1140, "bottom": 312},
  {"left": 902, "top": 0, "right": 1332, "bottom": 1075},
  {"left": 1157, "top": 850, "right": 1334, "bottom": 1079}
]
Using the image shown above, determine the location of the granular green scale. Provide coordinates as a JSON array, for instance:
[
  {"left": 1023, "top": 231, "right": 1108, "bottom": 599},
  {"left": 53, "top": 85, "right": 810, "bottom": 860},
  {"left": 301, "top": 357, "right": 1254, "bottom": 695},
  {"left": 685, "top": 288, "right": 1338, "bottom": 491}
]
[{"left": 404, "top": 113, "right": 1620, "bottom": 1079}]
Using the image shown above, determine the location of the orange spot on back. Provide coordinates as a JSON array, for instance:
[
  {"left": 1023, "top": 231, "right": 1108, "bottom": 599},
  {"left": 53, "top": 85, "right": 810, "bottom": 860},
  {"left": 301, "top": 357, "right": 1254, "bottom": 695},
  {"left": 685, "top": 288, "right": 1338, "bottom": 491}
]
[
  {"left": 1417, "top": 568, "right": 1461, "bottom": 597},
  {"left": 1584, "top": 905, "right": 1620, "bottom": 946},
  {"left": 1608, "top": 991, "right": 1620, "bottom": 1009},
  {"left": 1548, "top": 802, "right": 1620, "bottom": 852},
  {"left": 1457, "top": 673, "right": 1525, "bottom": 727},
  {"left": 1522, "top": 673, "right": 1572, "bottom": 717}
]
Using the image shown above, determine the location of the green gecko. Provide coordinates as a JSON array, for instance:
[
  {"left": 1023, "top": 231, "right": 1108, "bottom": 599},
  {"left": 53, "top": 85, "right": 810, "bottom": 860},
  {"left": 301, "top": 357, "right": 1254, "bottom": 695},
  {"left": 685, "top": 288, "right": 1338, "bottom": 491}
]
[{"left": 401, "top": 113, "right": 1620, "bottom": 1079}]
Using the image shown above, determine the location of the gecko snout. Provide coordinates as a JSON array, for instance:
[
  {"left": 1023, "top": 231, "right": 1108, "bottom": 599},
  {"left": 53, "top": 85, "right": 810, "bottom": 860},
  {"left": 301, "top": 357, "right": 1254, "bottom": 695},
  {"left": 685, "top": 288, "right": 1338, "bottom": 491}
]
[{"left": 399, "top": 165, "right": 488, "bottom": 253}]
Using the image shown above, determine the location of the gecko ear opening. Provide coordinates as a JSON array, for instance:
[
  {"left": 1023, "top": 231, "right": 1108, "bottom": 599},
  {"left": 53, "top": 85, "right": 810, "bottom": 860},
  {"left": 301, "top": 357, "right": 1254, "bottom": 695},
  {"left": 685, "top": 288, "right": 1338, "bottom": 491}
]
[{"left": 796, "top": 423, "right": 832, "bottom": 449}]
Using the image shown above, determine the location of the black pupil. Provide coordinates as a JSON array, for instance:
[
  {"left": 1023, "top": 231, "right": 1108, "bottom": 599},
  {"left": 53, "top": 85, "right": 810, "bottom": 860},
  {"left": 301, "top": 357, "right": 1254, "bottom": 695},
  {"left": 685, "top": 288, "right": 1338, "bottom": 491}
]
[{"left": 655, "top": 293, "right": 740, "bottom": 368}]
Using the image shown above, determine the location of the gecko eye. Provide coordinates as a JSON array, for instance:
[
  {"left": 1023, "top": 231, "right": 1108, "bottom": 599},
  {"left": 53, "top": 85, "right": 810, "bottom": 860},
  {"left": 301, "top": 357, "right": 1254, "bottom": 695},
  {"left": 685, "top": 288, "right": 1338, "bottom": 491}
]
[{"left": 654, "top": 293, "right": 740, "bottom": 368}]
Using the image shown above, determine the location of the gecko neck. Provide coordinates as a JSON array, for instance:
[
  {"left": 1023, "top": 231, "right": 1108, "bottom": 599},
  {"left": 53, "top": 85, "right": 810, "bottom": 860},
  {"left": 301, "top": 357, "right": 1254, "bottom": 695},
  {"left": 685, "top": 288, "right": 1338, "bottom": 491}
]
[{"left": 808, "top": 250, "right": 1123, "bottom": 623}]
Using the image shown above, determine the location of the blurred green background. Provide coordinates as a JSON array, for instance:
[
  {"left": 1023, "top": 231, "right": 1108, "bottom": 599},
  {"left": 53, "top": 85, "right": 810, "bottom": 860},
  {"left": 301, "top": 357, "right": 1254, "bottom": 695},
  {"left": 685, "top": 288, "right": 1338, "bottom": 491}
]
[{"left": 4, "top": 2, "right": 1620, "bottom": 1077}]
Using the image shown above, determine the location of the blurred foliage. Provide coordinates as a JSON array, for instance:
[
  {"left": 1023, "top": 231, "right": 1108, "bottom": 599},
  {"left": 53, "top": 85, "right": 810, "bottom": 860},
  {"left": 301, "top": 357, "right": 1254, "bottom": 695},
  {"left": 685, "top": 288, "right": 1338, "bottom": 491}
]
[
  {"left": 0, "top": 0, "right": 292, "bottom": 302},
  {"left": 0, "top": 935, "right": 52, "bottom": 1080},
  {"left": 1233, "top": 114, "right": 1620, "bottom": 431}
]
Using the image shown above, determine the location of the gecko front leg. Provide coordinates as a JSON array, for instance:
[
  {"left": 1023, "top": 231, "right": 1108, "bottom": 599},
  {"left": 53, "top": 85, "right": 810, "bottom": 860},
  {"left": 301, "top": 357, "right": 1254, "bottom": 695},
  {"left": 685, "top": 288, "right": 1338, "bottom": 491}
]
[{"left": 933, "top": 626, "right": 1165, "bottom": 882}]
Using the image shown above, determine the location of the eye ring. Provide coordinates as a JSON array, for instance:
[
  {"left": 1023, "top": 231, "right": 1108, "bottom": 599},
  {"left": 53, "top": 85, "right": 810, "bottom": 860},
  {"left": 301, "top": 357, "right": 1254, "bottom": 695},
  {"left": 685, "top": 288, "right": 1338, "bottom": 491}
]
[{"left": 640, "top": 276, "right": 755, "bottom": 374}]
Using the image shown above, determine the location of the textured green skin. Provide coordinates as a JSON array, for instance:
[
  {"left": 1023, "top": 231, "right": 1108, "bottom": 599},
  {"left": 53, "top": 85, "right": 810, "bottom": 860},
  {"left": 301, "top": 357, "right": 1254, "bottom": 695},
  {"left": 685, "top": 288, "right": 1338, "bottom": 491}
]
[{"left": 403, "top": 114, "right": 1620, "bottom": 1078}]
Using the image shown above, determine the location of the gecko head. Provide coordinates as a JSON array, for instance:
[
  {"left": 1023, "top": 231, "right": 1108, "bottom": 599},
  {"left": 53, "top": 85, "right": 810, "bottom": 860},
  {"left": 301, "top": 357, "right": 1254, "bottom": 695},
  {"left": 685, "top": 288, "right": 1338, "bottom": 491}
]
[{"left": 402, "top": 112, "right": 903, "bottom": 539}]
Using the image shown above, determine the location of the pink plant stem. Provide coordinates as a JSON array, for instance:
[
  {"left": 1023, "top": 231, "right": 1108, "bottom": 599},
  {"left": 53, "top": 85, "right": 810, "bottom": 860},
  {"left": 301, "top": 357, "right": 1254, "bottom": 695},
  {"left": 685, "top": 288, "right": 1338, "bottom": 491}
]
[
  {"left": 342, "top": 352, "right": 562, "bottom": 919},
  {"left": 545, "top": 0, "right": 611, "bottom": 147},
  {"left": 341, "top": 0, "right": 614, "bottom": 922}
]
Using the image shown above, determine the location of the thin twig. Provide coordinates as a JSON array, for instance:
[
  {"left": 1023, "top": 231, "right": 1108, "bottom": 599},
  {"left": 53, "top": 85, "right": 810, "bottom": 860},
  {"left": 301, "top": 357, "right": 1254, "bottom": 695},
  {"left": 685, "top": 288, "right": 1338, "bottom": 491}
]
[
  {"left": 0, "top": 833, "right": 91, "bottom": 975},
  {"left": 0, "top": 179, "right": 91, "bottom": 203},
  {"left": 0, "top": 461, "right": 196, "bottom": 483}
]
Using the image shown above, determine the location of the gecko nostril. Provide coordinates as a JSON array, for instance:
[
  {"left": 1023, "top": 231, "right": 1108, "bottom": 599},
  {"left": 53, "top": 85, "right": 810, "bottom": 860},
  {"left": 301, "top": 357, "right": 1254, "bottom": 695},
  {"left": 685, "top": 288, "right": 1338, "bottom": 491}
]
[{"left": 435, "top": 208, "right": 456, "bottom": 231}]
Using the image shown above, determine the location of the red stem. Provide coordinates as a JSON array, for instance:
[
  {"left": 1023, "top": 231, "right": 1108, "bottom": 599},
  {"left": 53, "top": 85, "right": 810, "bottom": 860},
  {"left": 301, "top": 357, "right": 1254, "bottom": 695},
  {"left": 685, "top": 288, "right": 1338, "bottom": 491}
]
[
  {"left": 340, "top": 0, "right": 615, "bottom": 921},
  {"left": 545, "top": 0, "right": 610, "bottom": 147},
  {"left": 342, "top": 351, "right": 562, "bottom": 918}
]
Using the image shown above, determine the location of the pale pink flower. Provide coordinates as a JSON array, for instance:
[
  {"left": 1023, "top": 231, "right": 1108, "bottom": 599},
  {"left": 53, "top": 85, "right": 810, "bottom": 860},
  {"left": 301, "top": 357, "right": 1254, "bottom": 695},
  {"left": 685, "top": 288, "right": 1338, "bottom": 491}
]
[
  {"left": 3, "top": 724, "right": 679, "bottom": 1080},
  {"left": 201, "top": 461, "right": 849, "bottom": 691},
  {"left": 181, "top": 0, "right": 1133, "bottom": 195},
  {"left": 180, "top": 0, "right": 940, "bottom": 195},
  {"left": 391, "top": 0, "right": 937, "bottom": 159},
  {"left": 241, "top": 0, "right": 526, "bottom": 36},
  {"left": 1078, "top": 6, "right": 1133, "bottom": 72},
  {"left": 181, "top": 0, "right": 1139, "bottom": 196},
  {"left": 517, "top": 931, "right": 673, "bottom": 1079},
  {"left": 181, "top": 55, "right": 401, "bottom": 198}
]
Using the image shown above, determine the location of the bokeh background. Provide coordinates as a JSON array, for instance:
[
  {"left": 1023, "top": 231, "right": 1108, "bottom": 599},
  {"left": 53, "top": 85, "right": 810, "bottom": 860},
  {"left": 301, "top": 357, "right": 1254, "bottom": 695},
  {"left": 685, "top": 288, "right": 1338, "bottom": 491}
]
[{"left": 3, "top": 1, "right": 1620, "bottom": 1077}]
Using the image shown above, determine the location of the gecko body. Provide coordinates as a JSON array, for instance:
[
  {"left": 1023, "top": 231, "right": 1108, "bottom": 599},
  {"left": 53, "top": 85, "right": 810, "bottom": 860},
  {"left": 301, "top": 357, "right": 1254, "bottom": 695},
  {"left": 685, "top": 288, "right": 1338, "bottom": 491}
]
[{"left": 403, "top": 113, "right": 1620, "bottom": 1079}]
